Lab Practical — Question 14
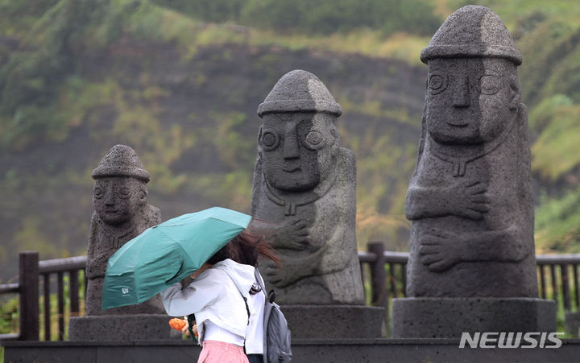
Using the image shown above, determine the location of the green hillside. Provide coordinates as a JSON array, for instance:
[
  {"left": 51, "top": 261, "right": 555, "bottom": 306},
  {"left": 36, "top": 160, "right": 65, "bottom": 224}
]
[{"left": 1, "top": 0, "right": 580, "bottom": 282}]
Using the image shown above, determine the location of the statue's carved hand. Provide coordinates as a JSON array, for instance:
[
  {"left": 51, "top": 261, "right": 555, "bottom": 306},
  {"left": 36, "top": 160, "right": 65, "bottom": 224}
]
[
  {"left": 419, "top": 229, "right": 464, "bottom": 272},
  {"left": 272, "top": 219, "right": 309, "bottom": 250},
  {"left": 265, "top": 259, "right": 300, "bottom": 288},
  {"left": 448, "top": 180, "right": 490, "bottom": 220}
]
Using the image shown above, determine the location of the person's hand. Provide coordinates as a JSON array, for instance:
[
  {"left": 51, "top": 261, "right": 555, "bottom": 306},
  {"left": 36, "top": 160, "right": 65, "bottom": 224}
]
[
  {"left": 181, "top": 320, "right": 190, "bottom": 336},
  {"left": 180, "top": 319, "right": 198, "bottom": 338}
]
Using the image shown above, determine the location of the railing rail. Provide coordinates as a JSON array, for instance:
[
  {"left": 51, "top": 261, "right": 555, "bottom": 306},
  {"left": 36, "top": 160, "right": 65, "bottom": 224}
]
[
  {"left": 2, "top": 247, "right": 580, "bottom": 341},
  {"left": 359, "top": 243, "right": 580, "bottom": 316},
  {"left": 0, "top": 252, "right": 86, "bottom": 341}
]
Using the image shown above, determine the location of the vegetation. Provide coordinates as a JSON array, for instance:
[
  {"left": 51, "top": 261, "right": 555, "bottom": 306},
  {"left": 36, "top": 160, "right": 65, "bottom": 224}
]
[
  {"left": 1, "top": 0, "right": 580, "bottom": 284},
  {"left": 155, "top": 0, "right": 441, "bottom": 36},
  {"left": 0, "top": 273, "right": 85, "bottom": 340}
]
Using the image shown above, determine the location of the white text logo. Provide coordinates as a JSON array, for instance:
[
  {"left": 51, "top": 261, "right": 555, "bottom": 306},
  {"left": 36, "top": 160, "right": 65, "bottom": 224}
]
[{"left": 459, "top": 332, "right": 563, "bottom": 348}]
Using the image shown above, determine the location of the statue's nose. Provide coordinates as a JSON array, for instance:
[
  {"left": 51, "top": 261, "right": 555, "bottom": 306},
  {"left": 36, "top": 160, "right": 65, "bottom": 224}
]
[
  {"left": 105, "top": 185, "right": 115, "bottom": 205},
  {"left": 283, "top": 126, "right": 300, "bottom": 159},
  {"left": 452, "top": 75, "right": 470, "bottom": 108}
]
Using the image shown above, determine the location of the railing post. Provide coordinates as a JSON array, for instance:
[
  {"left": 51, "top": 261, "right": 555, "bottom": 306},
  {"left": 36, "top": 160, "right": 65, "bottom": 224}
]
[
  {"left": 19, "top": 251, "right": 39, "bottom": 341},
  {"left": 70, "top": 270, "right": 80, "bottom": 317},
  {"left": 562, "top": 264, "right": 571, "bottom": 311},
  {"left": 368, "top": 242, "right": 386, "bottom": 305},
  {"left": 43, "top": 274, "right": 51, "bottom": 341},
  {"left": 57, "top": 271, "right": 65, "bottom": 340},
  {"left": 573, "top": 264, "right": 580, "bottom": 311}
]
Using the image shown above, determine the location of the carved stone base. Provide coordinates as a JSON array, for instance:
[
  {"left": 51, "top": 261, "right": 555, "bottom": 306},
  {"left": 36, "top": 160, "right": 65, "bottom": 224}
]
[
  {"left": 565, "top": 312, "right": 580, "bottom": 337},
  {"left": 280, "top": 305, "right": 385, "bottom": 339},
  {"left": 391, "top": 297, "right": 556, "bottom": 338},
  {"left": 68, "top": 314, "right": 182, "bottom": 341}
]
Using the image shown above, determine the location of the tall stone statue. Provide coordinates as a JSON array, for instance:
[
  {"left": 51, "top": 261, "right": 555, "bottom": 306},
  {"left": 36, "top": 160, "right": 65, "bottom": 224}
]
[
  {"left": 86, "top": 144, "right": 164, "bottom": 315},
  {"left": 392, "top": 5, "right": 555, "bottom": 338},
  {"left": 251, "top": 70, "right": 364, "bottom": 306},
  {"left": 69, "top": 145, "right": 175, "bottom": 341},
  {"left": 251, "top": 70, "right": 383, "bottom": 340}
]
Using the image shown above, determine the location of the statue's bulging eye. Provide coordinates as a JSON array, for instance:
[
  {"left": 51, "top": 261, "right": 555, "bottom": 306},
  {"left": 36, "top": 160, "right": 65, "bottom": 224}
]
[
  {"left": 303, "top": 130, "right": 326, "bottom": 150},
  {"left": 479, "top": 75, "right": 502, "bottom": 95},
  {"left": 94, "top": 187, "right": 104, "bottom": 199},
  {"left": 261, "top": 130, "right": 280, "bottom": 151},
  {"left": 118, "top": 187, "right": 131, "bottom": 199},
  {"left": 428, "top": 73, "right": 448, "bottom": 95}
]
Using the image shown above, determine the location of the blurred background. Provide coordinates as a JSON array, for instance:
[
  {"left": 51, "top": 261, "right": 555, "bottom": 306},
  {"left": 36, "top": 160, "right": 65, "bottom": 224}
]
[{"left": 1, "top": 0, "right": 580, "bottom": 285}]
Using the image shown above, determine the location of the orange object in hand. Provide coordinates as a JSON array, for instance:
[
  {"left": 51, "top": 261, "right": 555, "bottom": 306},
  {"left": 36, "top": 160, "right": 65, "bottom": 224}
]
[{"left": 169, "top": 318, "right": 187, "bottom": 331}]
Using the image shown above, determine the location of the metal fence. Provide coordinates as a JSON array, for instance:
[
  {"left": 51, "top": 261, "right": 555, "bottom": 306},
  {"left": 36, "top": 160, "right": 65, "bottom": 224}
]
[{"left": 2, "top": 246, "right": 580, "bottom": 341}]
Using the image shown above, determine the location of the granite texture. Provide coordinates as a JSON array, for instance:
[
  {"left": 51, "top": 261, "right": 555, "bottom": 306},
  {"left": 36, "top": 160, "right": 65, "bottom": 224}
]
[
  {"left": 280, "top": 305, "right": 384, "bottom": 339},
  {"left": 391, "top": 298, "right": 556, "bottom": 338},
  {"left": 68, "top": 315, "right": 181, "bottom": 341},
  {"left": 6, "top": 339, "right": 580, "bottom": 363},
  {"left": 251, "top": 70, "right": 364, "bottom": 305},
  {"left": 393, "top": 6, "right": 555, "bottom": 338},
  {"left": 565, "top": 312, "right": 580, "bottom": 337},
  {"left": 86, "top": 145, "right": 164, "bottom": 316},
  {"left": 70, "top": 145, "right": 167, "bottom": 341},
  {"left": 405, "top": 5, "right": 537, "bottom": 298}
]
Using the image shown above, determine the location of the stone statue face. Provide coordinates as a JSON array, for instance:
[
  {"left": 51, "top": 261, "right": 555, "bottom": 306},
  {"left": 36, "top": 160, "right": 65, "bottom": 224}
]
[
  {"left": 425, "top": 57, "right": 519, "bottom": 145},
  {"left": 93, "top": 177, "right": 147, "bottom": 226},
  {"left": 259, "top": 112, "right": 339, "bottom": 192}
]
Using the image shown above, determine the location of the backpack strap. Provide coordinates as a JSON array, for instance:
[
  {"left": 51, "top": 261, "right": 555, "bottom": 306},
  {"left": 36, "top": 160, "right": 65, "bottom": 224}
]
[
  {"left": 254, "top": 268, "right": 270, "bottom": 360},
  {"left": 255, "top": 267, "right": 277, "bottom": 304},
  {"left": 187, "top": 314, "right": 198, "bottom": 344}
]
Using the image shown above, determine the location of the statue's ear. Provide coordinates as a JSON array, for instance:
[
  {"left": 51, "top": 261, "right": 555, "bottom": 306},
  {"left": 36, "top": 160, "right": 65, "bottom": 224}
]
[
  {"left": 509, "top": 77, "right": 520, "bottom": 111},
  {"left": 257, "top": 125, "right": 263, "bottom": 155},
  {"left": 138, "top": 185, "right": 148, "bottom": 203}
]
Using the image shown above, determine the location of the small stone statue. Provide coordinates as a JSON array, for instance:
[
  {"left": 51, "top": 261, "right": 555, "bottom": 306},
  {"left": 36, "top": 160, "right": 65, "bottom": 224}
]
[
  {"left": 405, "top": 5, "right": 537, "bottom": 298},
  {"left": 251, "top": 70, "right": 364, "bottom": 305},
  {"left": 86, "top": 144, "right": 164, "bottom": 315}
]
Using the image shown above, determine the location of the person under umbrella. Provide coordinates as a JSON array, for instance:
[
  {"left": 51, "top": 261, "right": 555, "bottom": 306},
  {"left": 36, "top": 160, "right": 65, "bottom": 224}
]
[{"left": 161, "top": 221, "right": 280, "bottom": 363}]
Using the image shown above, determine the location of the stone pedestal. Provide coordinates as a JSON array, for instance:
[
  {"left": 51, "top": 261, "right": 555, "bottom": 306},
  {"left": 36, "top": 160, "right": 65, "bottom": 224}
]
[
  {"left": 391, "top": 298, "right": 556, "bottom": 338},
  {"left": 280, "top": 305, "right": 384, "bottom": 339},
  {"left": 565, "top": 312, "right": 580, "bottom": 337},
  {"left": 68, "top": 314, "right": 181, "bottom": 341}
]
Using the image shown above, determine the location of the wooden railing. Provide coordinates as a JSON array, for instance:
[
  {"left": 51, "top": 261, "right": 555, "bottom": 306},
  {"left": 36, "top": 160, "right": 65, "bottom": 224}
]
[
  {"left": 2, "top": 246, "right": 580, "bottom": 341},
  {"left": 0, "top": 252, "right": 86, "bottom": 341},
  {"left": 359, "top": 242, "right": 580, "bottom": 314}
]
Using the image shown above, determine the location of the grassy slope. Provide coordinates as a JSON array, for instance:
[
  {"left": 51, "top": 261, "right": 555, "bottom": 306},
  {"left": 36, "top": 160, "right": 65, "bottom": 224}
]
[
  {"left": 2, "top": 0, "right": 580, "bottom": 285},
  {"left": 0, "top": 1, "right": 427, "bottom": 283}
]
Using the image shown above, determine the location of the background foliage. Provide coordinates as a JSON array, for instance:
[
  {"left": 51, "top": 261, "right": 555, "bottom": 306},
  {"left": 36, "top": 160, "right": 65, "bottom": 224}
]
[{"left": 1, "top": 0, "right": 580, "bottom": 286}]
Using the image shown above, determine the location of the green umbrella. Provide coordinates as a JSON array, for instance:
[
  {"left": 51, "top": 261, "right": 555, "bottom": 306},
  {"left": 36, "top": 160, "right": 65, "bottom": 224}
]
[{"left": 102, "top": 207, "right": 251, "bottom": 310}]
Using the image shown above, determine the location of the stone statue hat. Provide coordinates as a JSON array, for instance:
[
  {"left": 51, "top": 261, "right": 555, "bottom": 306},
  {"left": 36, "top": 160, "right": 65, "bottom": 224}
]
[
  {"left": 420, "top": 5, "right": 522, "bottom": 66},
  {"left": 92, "top": 144, "right": 150, "bottom": 182},
  {"left": 257, "top": 69, "right": 342, "bottom": 117}
]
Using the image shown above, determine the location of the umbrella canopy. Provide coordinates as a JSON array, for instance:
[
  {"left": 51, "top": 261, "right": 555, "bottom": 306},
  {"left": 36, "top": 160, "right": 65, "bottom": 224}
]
[{"left": 102, "top": 207, "right": 251, "bottom": 310}]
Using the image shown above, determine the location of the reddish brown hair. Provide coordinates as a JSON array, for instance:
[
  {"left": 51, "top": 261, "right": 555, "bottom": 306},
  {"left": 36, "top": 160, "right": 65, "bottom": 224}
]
[
  {"left": 228, "top": 227, "right": 281, "bottom": 268},
  {"left": 207, "top": 219, "right": 281, "bottom": 268}
]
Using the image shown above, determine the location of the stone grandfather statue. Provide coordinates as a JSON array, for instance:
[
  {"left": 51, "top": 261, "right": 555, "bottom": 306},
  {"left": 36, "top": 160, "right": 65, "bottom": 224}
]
[
  {"left": 405, "top": 5, "right": 536, "bottom": 298},
  {"left": 85, "top": 144, "right": 164, "bottom": 315},
  {"left": 251, "top": 70, "right": 364, "bottom": 305},
  {"left": 392, "top": 5, "right": 555, "bottom": 338}
]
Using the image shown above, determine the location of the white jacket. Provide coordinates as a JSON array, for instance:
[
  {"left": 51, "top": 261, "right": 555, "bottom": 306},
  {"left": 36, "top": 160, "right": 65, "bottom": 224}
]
[
  {"left": 245, "top": 271, "right": 266, "bottom": 355},
  {"left": 160, "top": 259, "right": 255, "bottom": 343}
]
